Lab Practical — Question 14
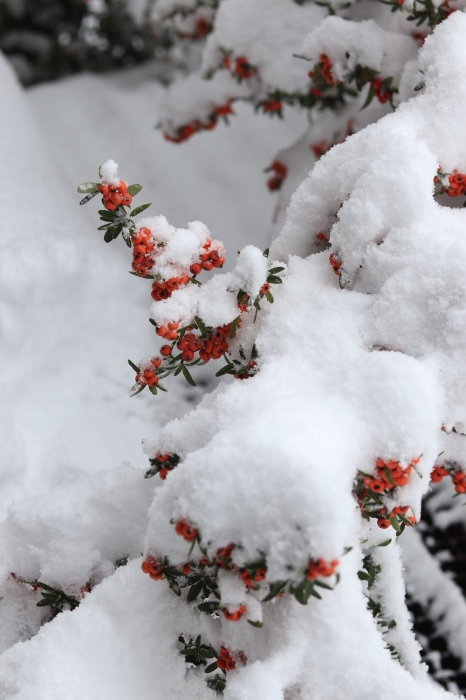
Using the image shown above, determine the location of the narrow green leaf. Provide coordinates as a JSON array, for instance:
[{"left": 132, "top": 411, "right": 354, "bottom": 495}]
[
  {"left": 229, "top": 316, "right": 240, "bottom": 339},
  {"left": 247, "top": 619, "right": 263, "bottom": 628},
  {"left": 98, "top": 210, "right": 116, "bottom": 221},
  {"left": 194, "top": 316, "right": 207, "bottom": 334},
  {"left": 215, "top": 364, "right": 234, "bottom": 377},
  {"left": 181, "top": 365, "right": 196, "bottom": 386},
  {"left": 376, "top": 538, "right": 392, "bottom": 547},
  {"left": 199, "top": 649, "right": 215, "bottom": 659},
  {"left": 362, "top": 83, "right": 375, "bottom": 110},
  {"left": 131, "top": 202, "right": 152, "bottom": 217},
  {"left": 130, "top": 384, "right": 145, "bottom": 398},
  {"left": 187, "top": 580, "right": 204, "bottom": 602},
  {"left": 77, "top": 182, "right": 98, "bottom": 194},
  {"left": 205, "top": 663, "right": 218, "bottom": 674},
  {"left": 127, "top": 184, "right": 142, "bottom": 196},
  {"left": 268, "top": 266, "right": 285, "bottom": 274},
  {"left": 266, "top": 291, "right": 274, "bottom": 303},
  {"left": 168, "top": 578, "right": 181, "bottom": 597},
  {"left": 314, "top": 580, "right": 333, "bottom": 590},
  {"left": 36, "top": 598, "right": 55, "bottom": 607},
  {"left": 149, "top": 386, "right": 158, "bottom": 395},
  {"left": 128, "top": 359, "right": 140, "bottom": 373},
  {"left": 80, "top": 191, "right": 98, "bottom": 205},
  {"left": 38, "top": 583, "right": 57, "bottom": 592}
]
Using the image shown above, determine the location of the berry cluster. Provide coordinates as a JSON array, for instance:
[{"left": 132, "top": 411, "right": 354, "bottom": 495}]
[
  {"left": 80, "top": 167, "right": 286, "bottom": 396},
  {"left": 265, "top": 160, "right": 288, "bottom": 192},
  {"left": 78, "top": 170, "right": 148, "bottom": 246},
  {"left": 363, "top": 457, "right": 418, "bottom": 492},
  {"left": 163, "top": 102, "right": 234, "bottom": 144},
  {"left": 151, "top": 276, "right": 190, "bottom": 300},
  {"left": 431, "top": 462, "right": 466, "bottom": 493},
  {"left": 178, "top": 17, "right": 212, "bottom": 40},
  {"left": 134, "top": 357, "right": 161, "bottom": 389},
  {"left": 445, "top": 172, "right": 466, "bottom": 197},
  {"left": 131, "top": 227, "right": 156, "bottom": 276},
  {"left": 179, "top": 326, "right": 230, "bottom": 362},
  {"left": 306, "top": 558, "right": 339, "bottom": 580},
  {"left": 144, "top": 452, "right": 181, "bottom": 480},
  {"left": 329, "top": 253, "right": 341, "bottom": 275},
  {"left": 370, "top": 76, "right": 394, "bottom": 105},
  {"left": 309, "top": 53, "right": 336, "bottom": 87},
  {"left": 178, "top": 635, "right": 246, "bottom": 694},
  {"left": 98, "top": 180, "right": 133, "bottom": 211},
  {"left": 222, "top": 54, "right": 258, "bottom": 81},
  {"left": 354, "top": 457, "right": 420, "bottom": 535},
  {"left": 142, "top": 522, "right": 340, "bottom": 615},
  {"left": 189, "top": 238, "right": 226, "bottom": 275}
]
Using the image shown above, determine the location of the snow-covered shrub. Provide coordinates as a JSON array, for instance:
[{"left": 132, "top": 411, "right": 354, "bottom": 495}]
[
  {"left": 155, "top": 0, "right": 466, "bottom": 232},
  {"left": 3, "top": 7, "right": 466, "bottom": 700}
]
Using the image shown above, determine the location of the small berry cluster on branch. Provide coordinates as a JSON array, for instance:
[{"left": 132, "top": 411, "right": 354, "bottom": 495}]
[
  {"left": 354, "top": 457, "right": 420, "bottom": 534},
  {"left": 79, "top": 162, "right": 286, "bottom": 395}
]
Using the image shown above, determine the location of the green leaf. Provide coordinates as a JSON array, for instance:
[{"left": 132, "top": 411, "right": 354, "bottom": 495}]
[
  {"left": 314, "top": 580, "right": 333, "bottom": 590},
  {"left": 181, "top": 365, "right": 196, "bottom": 386},
  {"left": 263, "top": 248, "right": 270, "bottom": 258},
  {"left": 194, "top": 316, "right": 207, "bottom": 335},
  {"left": 97, "top": 224, "right": 112, "bottom": 230},
  {"left": 187, "top": 580, "right": 204, "bottom": 602},
  {"left": 357, "top": 571, "right": 370, "bottom": 581},
  {"left": 204, "top": 663, "right": 218, "bottom": 674},
  {"left": 36, "top": 598, "right": 55, "bottom": 607},
  {"left": 104, "top": 225, "right": 122, "bottom": 242},
  {"left": 98, "top": 210, "right": 116, "bottom": 221},
  {"left": 198, "top": 601, "right": 220, "bottom": 614},
  {"left": 247, "top": 619, "right": 263, "bottom": 628},
  {"left": 38, "top": 582, "right": 57, "bottom": 592},
  {"left": 266, "top": 291, "right": 274, "bottom": 303},
  {"left": 130, "top": 384, "right": 146, "bottom": 398},
  {"left": 112, "top": 223, "right": 123, "bottom": 240},
  {"left": 80, "top": 191, "right": 98, "bottom": 205},
  {"left": 376, "top": 538, "right": 392, "bottom": 547},
  {"left": 131, "top": 202, "right": 152, "bottom": 217},
  {"left": 77, "top": 182, "right": 98, "bottom": 194},
  {"left": 268, "top": 266, "right": 285, "bottom": 274},
  {"left": 290, "top": 579, "right": 313, "bottom": 605},
  {"left": 127, "top": 184, "right": 143, "bottom": 196},
  {"left": 128, "top": 359, "right": 140, "bottom": 373},
  {"left": 168, "top": 578, "right": 181, "bottom": 597},
  {"left": 310, "top": 588, "right": 322, "bottom": 599},
  {"left": 229, "top": 316, "right": 240, "bottom": 339},
  {"left": 149, "top": 386, "right": 158, "bottom": 395},
  {"left": 267, "top": 275, "right": 282, "bottom": 284},
  {"left": 389, "top": 517, "right": 401, "bottom": 533},
  {"left": 104, "top": 228, "right": 115, "bottom": 243},
  {"left": 199, "top": 648, "right": 215, "bottom": 659},
  {"left": 362, "top": 83, "right": 375, "bottom": 110},
  {"left": 215, "top": 364, "right": 234, "bottom": 377}
]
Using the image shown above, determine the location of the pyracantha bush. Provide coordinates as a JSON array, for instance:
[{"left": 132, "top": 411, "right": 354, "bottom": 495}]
[{"left": 154, "top": 0, "right": 466, "bottom": 234}]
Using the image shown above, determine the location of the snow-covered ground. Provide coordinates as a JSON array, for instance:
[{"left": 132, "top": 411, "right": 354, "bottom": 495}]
[{"left": 0, "top": 53, "right": 304, "bottom": 519}]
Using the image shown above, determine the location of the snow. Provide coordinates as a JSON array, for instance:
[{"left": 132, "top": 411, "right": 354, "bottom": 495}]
[
  {"left": 0, "top": 52, "right": 301, "bottom": 519},
  {"left": 2, "top": 7, "right": 466, "bottom": 699}
]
